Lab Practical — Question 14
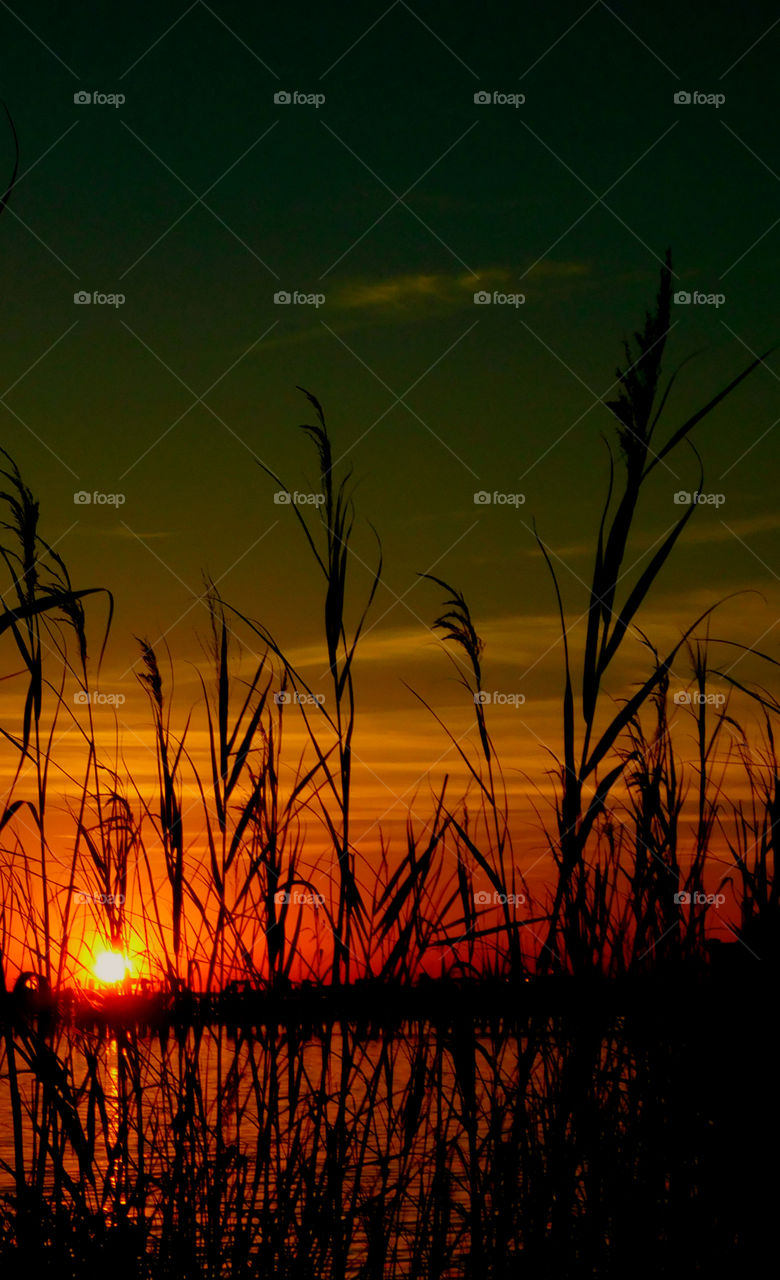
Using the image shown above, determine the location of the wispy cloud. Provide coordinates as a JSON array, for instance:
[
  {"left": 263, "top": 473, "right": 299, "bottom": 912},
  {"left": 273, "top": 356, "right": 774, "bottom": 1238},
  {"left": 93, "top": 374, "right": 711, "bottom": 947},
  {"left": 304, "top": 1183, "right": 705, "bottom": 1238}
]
[
  {"left": 74, "top": 526, "right": 180, "bottom": 541},
  {"left": 525, "top": 512, "right": 780, "bottom": 560},
  {"left": 331, "top": 260, "right": 589, "bottom": 313},
  {"left": 333, "top": 270, "right": 490, "bottom": 311}
]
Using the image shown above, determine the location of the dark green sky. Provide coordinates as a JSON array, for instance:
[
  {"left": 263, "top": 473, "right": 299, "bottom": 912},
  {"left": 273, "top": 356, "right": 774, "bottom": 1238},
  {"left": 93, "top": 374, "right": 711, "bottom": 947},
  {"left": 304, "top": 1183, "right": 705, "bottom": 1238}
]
[{"left": 1, "top": 0, "right": 778, "bottom": 833}]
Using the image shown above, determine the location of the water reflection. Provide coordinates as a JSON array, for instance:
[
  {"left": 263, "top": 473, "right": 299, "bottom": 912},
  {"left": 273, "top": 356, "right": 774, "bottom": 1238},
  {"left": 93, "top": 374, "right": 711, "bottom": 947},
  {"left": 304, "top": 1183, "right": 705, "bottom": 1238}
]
[
  {"left": 104, "top": 1035, "right": 123, "bottom": 1217},
  {"left": 0, "top": 1009, "right": 764, "bottom": 1275}
]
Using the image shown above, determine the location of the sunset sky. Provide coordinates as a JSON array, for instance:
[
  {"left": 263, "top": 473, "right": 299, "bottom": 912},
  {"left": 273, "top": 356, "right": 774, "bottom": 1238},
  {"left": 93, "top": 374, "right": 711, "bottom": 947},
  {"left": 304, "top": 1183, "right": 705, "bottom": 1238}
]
[{"left": 1, "top": 0, "right": 779, "bottom": 910}]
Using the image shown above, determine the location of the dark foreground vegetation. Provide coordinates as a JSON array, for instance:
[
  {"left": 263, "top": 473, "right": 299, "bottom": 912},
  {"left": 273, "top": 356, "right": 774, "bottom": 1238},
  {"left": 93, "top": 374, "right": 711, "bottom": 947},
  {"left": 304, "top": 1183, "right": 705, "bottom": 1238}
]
[
  {"left": 1, "top": 983, "right": 777, "bottom": 1278},
  {"left": 1, "top": 255, "right": 778, "bottom": 1275}
]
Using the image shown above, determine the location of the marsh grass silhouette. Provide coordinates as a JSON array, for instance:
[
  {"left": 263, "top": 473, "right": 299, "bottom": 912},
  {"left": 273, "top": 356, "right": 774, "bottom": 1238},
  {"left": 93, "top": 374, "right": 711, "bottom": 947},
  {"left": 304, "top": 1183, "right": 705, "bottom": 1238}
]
[{"left": 0, "top": 259, "right": 777, "bottom": 1276}]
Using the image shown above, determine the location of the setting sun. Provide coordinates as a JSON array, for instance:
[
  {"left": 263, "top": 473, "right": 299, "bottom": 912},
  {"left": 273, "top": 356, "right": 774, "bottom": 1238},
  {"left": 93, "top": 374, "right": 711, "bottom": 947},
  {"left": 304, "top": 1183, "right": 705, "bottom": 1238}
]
[{"left": 94, "top": 951, "right": 131, "bottom": 985}]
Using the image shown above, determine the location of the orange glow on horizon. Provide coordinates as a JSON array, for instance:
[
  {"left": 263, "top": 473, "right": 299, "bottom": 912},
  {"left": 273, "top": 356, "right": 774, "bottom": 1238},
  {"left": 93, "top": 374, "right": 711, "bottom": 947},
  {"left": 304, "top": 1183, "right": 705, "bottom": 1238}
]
[{"left": 94, "top": 950, "right": 132, "bottom": 985}]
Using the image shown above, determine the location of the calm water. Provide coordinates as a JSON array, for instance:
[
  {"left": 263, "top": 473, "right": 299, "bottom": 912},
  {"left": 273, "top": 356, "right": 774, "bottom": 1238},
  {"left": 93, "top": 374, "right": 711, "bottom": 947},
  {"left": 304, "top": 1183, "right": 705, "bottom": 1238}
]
[
  {"left": 2, "top": 1011, "right": 756, "bottom": 1275},
  {"left": 1, "top": 1021, "right": 527, "bottom": 1275}
]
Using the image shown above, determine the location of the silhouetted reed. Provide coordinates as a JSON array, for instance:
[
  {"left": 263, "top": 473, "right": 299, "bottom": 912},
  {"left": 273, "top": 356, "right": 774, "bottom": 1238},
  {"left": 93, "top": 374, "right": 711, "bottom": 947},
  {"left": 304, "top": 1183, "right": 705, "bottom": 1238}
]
[{"left": 1, "top": 258, "right": 777, "bottom": 1276}]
